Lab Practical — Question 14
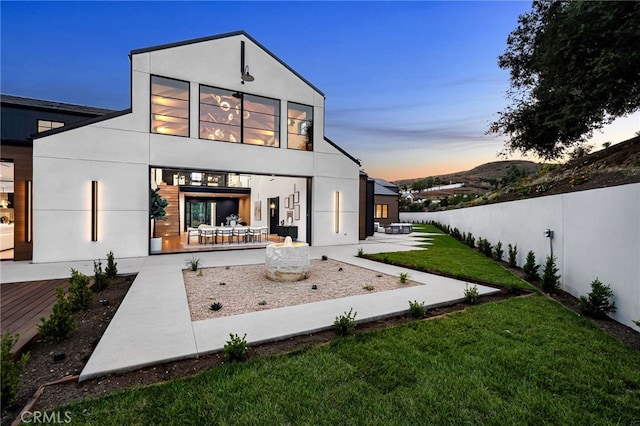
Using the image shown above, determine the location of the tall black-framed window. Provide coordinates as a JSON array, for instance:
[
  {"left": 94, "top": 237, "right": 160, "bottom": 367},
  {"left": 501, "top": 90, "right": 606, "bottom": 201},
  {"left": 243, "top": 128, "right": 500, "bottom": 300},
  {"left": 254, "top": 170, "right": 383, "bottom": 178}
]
[
  {"left": 287, "top": 102, "right": 313, "bottom": 151},
  {"left": 199, "top": 85, "right": 280, "bottom": 147},
  {"left": 243, "top": 94, "right": 280, "bottom": 147},
  {"left": 151, "top": 76, "right": 189, "bottom": 137},
  {"left": 199, "top": 86, "right": 241, "bottom": 143}
]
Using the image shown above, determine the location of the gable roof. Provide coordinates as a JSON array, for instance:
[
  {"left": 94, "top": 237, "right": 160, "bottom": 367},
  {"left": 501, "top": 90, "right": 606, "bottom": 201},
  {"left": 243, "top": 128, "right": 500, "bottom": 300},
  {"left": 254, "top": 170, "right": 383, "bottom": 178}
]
[
  {"left": 324, "top": 136, "right": 360, "bottom": 166},
  {"left": 130, "top": 30, "right": 325, "bottom": 98},
  {"left": 374, "top": 181, "right": 399, "bottom": 196},
  {"left": 374, "top": 178, "right": 397, "bottom": 190},
  {"left": 1, "top": 94, "right": 115, "bottom": 116}
]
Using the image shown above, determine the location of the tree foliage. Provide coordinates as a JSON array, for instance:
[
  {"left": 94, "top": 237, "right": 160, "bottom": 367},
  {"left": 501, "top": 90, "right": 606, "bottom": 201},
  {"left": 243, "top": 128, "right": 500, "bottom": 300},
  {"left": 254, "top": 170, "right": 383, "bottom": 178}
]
[{"left": 490, "top": 1, "right": 640, "bottom": 159}]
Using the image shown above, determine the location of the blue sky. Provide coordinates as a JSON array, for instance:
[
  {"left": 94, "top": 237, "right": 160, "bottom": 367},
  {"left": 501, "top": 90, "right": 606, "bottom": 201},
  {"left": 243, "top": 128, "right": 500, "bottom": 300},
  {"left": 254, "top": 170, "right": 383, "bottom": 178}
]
[{"left": 2, "top": 1, "right": 638, "bottom": 181}]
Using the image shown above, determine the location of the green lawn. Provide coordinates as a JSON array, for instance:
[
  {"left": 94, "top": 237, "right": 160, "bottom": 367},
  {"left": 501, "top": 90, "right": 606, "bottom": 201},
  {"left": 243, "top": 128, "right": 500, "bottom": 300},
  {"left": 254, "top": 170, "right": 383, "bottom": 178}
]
[
  {"left": 58, "top": 296, "right": 640, "bottom": 425},
  {"left": 367, "top": 223, "right": 532, "bottom": 290},
  {"left": 46, "top": 223, "right": 639, "bottom": 424}
]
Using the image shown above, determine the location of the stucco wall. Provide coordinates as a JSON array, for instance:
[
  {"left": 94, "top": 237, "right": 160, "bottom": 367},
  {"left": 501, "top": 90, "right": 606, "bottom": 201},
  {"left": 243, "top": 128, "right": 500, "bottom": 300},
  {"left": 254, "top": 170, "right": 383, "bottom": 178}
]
[{"left": 401, "top": 183, "right": 640, "bottom": 330}]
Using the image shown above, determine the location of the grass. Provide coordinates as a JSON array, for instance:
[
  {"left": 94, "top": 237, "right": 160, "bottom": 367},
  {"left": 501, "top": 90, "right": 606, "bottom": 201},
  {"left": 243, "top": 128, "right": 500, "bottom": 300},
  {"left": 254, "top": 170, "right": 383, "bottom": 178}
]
[
  {"left": 56, "top": 295, "right": 640, "bottom": 424},
  {"left": 43, "top": 223, "right": 639, "bottom": 423},
  {"left": 367, "top": 224, "right": 532, "bottom": 291}
]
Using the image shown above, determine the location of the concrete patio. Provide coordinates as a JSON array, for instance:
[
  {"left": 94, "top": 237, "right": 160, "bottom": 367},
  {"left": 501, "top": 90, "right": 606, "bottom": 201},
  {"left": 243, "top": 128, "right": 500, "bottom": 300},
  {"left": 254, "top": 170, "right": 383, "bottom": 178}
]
[{"left": 1, "top": 233, "right": 500, "bottom": 381}]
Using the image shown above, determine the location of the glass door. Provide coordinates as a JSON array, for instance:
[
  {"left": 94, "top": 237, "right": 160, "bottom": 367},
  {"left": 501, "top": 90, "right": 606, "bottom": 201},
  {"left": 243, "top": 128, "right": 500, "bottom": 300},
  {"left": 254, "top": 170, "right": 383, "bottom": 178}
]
[{"left": 185, "top": 199, "right": 216, "bottom": 229}]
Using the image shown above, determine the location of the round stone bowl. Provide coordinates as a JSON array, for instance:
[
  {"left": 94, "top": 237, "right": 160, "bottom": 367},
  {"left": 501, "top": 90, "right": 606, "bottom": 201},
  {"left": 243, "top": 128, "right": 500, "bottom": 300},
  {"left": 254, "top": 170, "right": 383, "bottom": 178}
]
[{"left": 265, "top": 239, "right": 310, "bottom": 282}]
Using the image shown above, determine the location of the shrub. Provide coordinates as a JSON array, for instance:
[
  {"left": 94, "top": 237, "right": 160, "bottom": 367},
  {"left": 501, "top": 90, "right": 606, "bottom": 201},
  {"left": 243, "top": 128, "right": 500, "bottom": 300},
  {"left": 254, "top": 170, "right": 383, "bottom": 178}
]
[
  {"left": 408, "top": 300, "right": 427, "bottom": 319},
  {"left": 464, "top": 284, "right": 480, "bottom": 304},
  {"left": 579, "top": 279, "right": 617, "bottom": 318},
  {"left": 67, "top": 268, "right": 93, "bottom": 311},
  {"left": 37, "top": 287, "right": 77, "bottom": 342},
  {"left": 399, "top": 272, "right": 409, "bottom": 284},
  {"left": 477, "top": 238, "right": 492, "bottom": 257},
  {"left": 541, "top": 255, "right": 561, "bottom": 293},
  {"left": 105, "top": 251, "right": 118, "bottom": 279},
  {"left": 93, "top": 259, "right": 110, "bottom": 291},
  {"left": 209, "top": 302, "right": 223, "bottom": 311},
  {"left": 523, "top": 250, "right": 540, "bottom": 280},
  {"left": 362, "top": 284, "right": 374, "bottom": 291},
  {"left": 223, "top": 333, "right": 249, "bottom": 362},
  {"left": 186, "top": 255, "right": 201, "bottom": 271},
  {"left": 356, "top": 247, "right": 364, "bottom": 257},
  {"left": 508, "top": 243, "right": 518, "bottom": 267},
  {"left": 333, "top": 308, "right": 357, "bottom": 336},
  {"left": 1, "top": 331, "right": 29, "bottom": 413},
  {"left": 493, "top": 241, "right": 504, "bottom": 261},
  {"left": 465, "top": 232, "right": 475, "bottom": 248}
]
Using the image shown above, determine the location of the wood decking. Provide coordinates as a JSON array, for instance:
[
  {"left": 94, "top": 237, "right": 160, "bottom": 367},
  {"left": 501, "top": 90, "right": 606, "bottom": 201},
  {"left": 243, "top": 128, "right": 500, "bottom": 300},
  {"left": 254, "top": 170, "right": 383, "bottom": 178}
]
[{"left": 1, "top": 279, "right": 70, "bottom": 354}]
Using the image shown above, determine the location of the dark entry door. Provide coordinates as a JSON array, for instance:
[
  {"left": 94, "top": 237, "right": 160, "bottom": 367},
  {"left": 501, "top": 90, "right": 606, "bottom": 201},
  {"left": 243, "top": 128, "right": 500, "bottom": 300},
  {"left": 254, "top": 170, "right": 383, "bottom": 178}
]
[{"left": 268, "top": 196, "right": 279, "bottom": 235}]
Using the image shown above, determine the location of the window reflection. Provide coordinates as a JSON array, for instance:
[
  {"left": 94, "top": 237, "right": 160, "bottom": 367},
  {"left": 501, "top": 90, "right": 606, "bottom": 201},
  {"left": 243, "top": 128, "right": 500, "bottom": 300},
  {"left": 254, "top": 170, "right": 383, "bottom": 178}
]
[
  {"left": 199, "top": 86, "right": 241, "bottom": 142},
  {"left": 199, "top": 86, "right": 279, "bottom": 147},
  {"left": 287, "top": 103, "right": 313, "bottom": 151}
]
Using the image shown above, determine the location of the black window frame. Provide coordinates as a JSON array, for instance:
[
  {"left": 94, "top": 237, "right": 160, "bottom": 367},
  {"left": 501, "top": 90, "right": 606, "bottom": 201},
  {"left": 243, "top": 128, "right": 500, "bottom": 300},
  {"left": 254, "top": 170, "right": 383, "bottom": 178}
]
[
  {"left": 198, "top": 85, "right": 280, "bottom": 148},
  {"left": 287, "top": 102, "right": 313, "bottom": 151},
  {"left": 150, "top": 75, "right": 190, "bottom": 138}
]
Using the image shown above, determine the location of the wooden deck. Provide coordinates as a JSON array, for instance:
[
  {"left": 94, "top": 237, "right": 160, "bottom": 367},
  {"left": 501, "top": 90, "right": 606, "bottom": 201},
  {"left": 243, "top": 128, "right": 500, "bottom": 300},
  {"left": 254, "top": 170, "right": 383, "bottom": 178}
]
[{"left": 1, "top": 279, "right": 70, "bottom": 354}]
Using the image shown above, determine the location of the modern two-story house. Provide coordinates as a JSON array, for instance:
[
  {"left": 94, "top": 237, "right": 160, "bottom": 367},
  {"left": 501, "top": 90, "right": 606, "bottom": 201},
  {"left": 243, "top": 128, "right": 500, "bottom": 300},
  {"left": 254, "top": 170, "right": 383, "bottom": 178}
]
[{"left": 30, "top": 31, "right": 362, "bottom": 263}]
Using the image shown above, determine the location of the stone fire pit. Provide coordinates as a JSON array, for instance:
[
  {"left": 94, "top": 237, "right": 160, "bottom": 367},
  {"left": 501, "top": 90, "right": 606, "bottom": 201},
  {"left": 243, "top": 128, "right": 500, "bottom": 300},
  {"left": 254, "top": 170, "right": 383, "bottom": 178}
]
[{"left": 265, "top": 237, "right": 310, "bottom": 281}]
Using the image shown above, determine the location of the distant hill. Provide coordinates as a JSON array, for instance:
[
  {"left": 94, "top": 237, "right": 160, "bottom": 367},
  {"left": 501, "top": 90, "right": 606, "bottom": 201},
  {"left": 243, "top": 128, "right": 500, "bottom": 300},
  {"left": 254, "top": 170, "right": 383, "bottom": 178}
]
[
  {"left": 489, "top": 135, "right": 640, "bottom": 203},
  {"left": 398, "top": 136, "right": 640, "bottom": 210},
  {"left": 395, "top": 160, "right": 542, "bottom": 190}
]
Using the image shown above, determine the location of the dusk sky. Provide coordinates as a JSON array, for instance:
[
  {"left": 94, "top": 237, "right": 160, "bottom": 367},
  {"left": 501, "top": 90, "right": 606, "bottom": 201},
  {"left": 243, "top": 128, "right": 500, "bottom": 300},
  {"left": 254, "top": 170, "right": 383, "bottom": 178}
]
[{"left": 2, "top": 1, "right": 638, "bottom": 181}]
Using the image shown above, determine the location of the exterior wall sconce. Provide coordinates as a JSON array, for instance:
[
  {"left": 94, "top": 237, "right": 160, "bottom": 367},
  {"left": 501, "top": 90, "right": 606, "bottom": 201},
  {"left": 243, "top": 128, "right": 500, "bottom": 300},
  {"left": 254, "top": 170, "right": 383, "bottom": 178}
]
[
  {"left": 241, "top": 66, "right": 254, "bottom": 83},
  {"left": 334, "top": 191, "right": 340, "bottom": 233},
  {"left": 91, "top": 181, "right": 98, "bottom": 241},
  {"left": 25, "top": 180, "right": 32, "bottom": 243}
]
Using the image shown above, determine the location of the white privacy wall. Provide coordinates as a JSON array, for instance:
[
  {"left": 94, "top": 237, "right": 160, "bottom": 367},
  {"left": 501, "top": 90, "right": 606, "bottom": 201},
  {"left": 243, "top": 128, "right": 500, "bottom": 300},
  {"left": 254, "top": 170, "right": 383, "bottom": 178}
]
[{"left": 401, "top": 183, "right": 640, "bottom": 330}]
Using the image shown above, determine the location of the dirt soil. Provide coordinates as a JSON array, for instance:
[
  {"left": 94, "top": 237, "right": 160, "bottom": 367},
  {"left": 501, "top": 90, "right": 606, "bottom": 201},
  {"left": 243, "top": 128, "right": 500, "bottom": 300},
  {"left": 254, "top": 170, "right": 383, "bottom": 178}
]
[{"left": 3, "top": 266, "right": 639, "bottom": 425}]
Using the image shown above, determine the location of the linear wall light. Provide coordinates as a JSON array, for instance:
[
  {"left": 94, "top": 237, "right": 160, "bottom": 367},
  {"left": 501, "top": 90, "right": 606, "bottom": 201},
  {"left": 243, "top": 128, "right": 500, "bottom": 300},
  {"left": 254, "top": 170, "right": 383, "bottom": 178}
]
[
  {"left": 334, "top": 191, "right": 340, "bottom": 233},
  {"left": 91, "top": 181, "right": 98, "bottom": 241},
  {"left": 25, "top": 180, "right": 32, "bottom": 243}
]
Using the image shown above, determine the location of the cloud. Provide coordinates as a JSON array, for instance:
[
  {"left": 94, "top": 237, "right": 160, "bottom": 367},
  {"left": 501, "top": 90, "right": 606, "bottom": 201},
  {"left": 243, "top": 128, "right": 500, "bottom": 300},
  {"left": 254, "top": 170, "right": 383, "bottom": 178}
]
[{"left": 327, "top": 115, "right": 497, "bottom": 153}]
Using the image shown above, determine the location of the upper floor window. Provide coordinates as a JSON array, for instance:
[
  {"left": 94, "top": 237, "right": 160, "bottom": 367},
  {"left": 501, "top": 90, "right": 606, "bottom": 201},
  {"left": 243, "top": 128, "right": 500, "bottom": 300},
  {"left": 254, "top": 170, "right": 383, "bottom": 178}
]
[
  {"left": 151, "top": 76, "right": 189, "bottom": 137},
  {"left": 37, "top": 120, "right": 64, "bottom": 133},
  {"left": 243, "top": 94, "right": 279, "bottom": 147},
  {"left": 199, "top": 86, "right": 241, "bottom": 143},
  {"left": 287, "top": 102, "right": 313, "bottom": 151},
  {"left": 199, "top": 86, "right": 280, "bottom": 147}
]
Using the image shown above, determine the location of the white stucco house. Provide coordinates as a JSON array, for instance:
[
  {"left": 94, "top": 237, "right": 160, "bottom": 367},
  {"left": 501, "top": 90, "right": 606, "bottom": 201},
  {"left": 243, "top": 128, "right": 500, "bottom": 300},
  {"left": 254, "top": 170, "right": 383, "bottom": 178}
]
[{"left": 32, "top": 31, "right": 361, "bottom": 262}]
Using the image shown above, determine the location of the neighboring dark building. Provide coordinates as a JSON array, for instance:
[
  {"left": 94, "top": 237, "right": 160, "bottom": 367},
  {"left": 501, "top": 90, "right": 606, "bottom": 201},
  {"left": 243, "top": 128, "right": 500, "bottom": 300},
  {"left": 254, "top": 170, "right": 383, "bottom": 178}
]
[
  {"left": 0, "top": 94, "right": 114, "bottom": 260},
  {"left": 358, "top": 171, "right": 375, "bottom": 240},
  {"left": 373, "top": 178, "right": 399, "bottom": 227}
]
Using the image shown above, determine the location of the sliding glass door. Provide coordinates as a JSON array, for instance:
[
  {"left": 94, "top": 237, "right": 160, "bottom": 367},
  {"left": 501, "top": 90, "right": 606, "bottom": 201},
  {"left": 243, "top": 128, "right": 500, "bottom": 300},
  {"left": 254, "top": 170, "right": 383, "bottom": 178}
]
[{"left": 185, "top": 199, "right": 216, "bottom": 229}]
